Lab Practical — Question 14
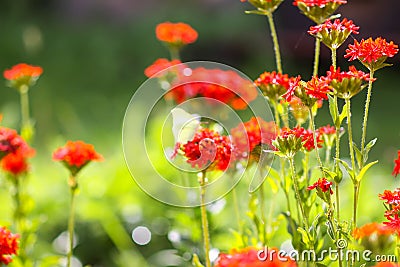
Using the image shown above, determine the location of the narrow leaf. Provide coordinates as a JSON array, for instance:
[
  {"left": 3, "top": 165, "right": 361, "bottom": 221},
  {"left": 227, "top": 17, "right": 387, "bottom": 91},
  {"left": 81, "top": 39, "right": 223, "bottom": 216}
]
[{"left": 356, "top": 160, "right": 378, "bottom": 182}]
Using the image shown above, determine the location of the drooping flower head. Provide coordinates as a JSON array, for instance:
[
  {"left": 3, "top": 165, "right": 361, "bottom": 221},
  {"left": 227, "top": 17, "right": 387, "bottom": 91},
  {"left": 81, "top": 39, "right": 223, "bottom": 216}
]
[
  {"left": 345, "top": 37, "right": 399, "bottom": 71},
  {"left": 324, "top": 65, "right": 373, "bottom": 99},
  {"left": 0, "top": 226, "right": 19, "bottom": 265},
  {"left": 214, "top": 246, "right": 297, "bottom": 267},
  {"left": 231, "top": 117, "right": 277, "bottom": 162},
  {"left": 53, "top": 140, "right": 103, "bottom": 176},
  {"left": 3, "top": 63, "right": 43, "bottom": 91},
  {"left": 144, "top": 58, "right": 182, "bottom": 78},
  {"left": 177, "top": 127, "right": 235, "bottom": 171},
  {"left": 240, "top": 0, "right": 284, "bottom": 13},
  {"left": 293, "top": 0, "right": 347, "bottom": 24},
  {"left": 254, "top": 71, "right": 296, "bottom": 102},
  {"left": 165, "top": 67, "right": 258, "bottom": 110},
  {"left": 392, "top": 150, "right": 400, "bottom": 177},
  {"left": 156, "top": 22, "right": 198, "bottom": 48},
  {"left": 308, "top": 18, "right": 359, "bottom": 49}
]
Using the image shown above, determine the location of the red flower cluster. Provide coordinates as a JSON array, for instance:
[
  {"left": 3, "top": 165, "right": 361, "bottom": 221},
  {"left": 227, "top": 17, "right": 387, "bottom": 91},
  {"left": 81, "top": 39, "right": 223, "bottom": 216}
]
[
  {"left": 231, "top": 117, "right": 277, "bottom": 160},
  {"left": 324, "top": 65, "right": 372, "bottom": 98},
  {"left": 179, "top": 127, "right": 234, "bottom": 171},
  {"left": 0, "top": 127, "right": 35, "bottom": 176},
  {"left": 353, "top": 222, "right": 395, "bottom": 240},
  {"left": 318, "top": 125, "right": 336, "bottom": 136},
  {"left": 0, "top": 226, "right": 19, "bottom": 265},
  {"left": 166, "top": 67, "right": 258, "bottom": 110},
  {"left": 53, "top": 141, "right": 103, "bottom": 175},
  {"left": 392, "top": 150, "right": 400, "bottom": 177},
  {"left": 214, "top": 247, "right": 297, "bottom": 267},
  {"left": 309, "top": 18, "right": 359, "bottom": 36},
  {"left": 307, "top": 177, "right": 333, "bottom": 194},
  {"left": 308, "top": 18, "right": 359, "bottom": 49},
  {"left": 156, "top": 22, "right": 198, "bottom": 46},
  {"left": 144, "top": 58, "right": 182, "bottom": 78},
  {"left": 371, "top": 263, "right": 398, "bottom": 267},
  {"left": 254, "top": 71, "right": 296, "bottom": 101},
  {"left": 379, "top": 188, "right": 400, "bottom": 235},
  {"left": 345, "top": 37, "right": 399, "bottom": 65},
  {"left": 293, "top": 0, "right": 346, "bottom": 7},
  {"left": 278, "top": 127, "right": 322, "bottom": 152},
  {"left": 302, "top": 76, "right": 331, "bottom": 100},
  {"left": 3, "top": 63, "right": 43, "bottom": 89}
]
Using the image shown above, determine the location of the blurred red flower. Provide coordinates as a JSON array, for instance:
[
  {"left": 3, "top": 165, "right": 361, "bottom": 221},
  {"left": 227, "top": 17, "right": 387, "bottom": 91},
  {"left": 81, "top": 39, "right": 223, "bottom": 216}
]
[
  {"left": 0, "top": 127, "right": 33, "bottom": 160},
  {"left": 392, "top": 150, "right": 400, "bottom": 177},
  {"left": 0, "top": 226, "right": 19, "bottom": 265},
  {"left": 353, "top": 222, "right": 395, "bottom": 240},
  {"left": 156, "top": 22, "right": 198, "bottom": 46},
  {"left": 144, "top": 58, "right": 182, "bottom": 78},
  {"left": 53, "top": 141, "right": 103, "bottom": 175},
  {"left": 1, "top": 150, "right": 34, "bottom": 176},
  {"left": 214, "top": 247, "right": 297, "bottom": 267},
  {"left": 3, "top": 63, "right": 43, "bottom": 89}
]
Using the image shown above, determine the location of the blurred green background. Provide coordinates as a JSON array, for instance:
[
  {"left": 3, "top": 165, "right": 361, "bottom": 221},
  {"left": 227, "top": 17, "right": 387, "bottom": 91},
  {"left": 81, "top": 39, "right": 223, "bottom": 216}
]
[{"left": 0, "top": 0, "right": 399, "bottom": 266}]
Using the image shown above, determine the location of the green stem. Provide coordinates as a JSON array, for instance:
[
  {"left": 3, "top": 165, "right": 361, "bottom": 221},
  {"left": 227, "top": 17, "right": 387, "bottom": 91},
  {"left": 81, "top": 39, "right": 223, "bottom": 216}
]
[
  {"left": 312, "top": 38, "right": 321, "bottom": 77},
  {"left": 272, "top": 100, "right": 281, "bottom": 128},
  {"left": 12, "top": 177, "right": 27, "bottom": 262},
  {"left": 360, "top": 70, "right": 375, "bottom": 169},
  {"left": 259, "top": 181, "right": 267, "bottom": 245},
  {"left": 266, "top": 12, "right": 282, "bottom": 73},
  {"left": 344, "top": 97, "right": 358, "bottom": 228},
  {"left": 67, "top": 181, "right": 77, "bottom": 267},
  {"left": 308, "top": 108, "right": 324, "bottom": 176},
  {"left": 331, "top": 48, "right": 337, "bottom": 70},
  {"left": 199, "top": 171, "right": 211, "bottom": 267},
  {"left": 19, "top": 85, "right": 33, "bottom": 142},
  {"left": 334, "top": 95, "right": 341, "bottom": 221},
  {"left": 289, "top": 157, "right": 309, "bottom": 230},
  {"left": 168, "top": 46, "right": 181, "bottom": 60},
  {"left": 353, "top": 182, "right": 360, "bottom": 229}
]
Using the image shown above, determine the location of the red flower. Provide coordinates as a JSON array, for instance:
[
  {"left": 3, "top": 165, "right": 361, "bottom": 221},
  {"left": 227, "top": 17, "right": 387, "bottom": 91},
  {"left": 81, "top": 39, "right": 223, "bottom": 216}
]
[
  {"left": 144, "top": 58, "right": 182, "bottom": 78},
  {"left": 371, "top": 263, "right": 398, "bottom": 267},
  {"left": 379, "top": 189, "right": 400, "bottom": 206},
  {"left": 345, "top": 37, "right": 399, "bottom": 69},
  {"left": 0, "top": 127, "right": 33, "bottom": 160},
  {"left": 3, "top": 63, "right": 43, "bottom": 89},
  {"left": 282, "top": 76, "right": 301, "bottom": 102},
  {"left": 1, "top": 150, "right": 35, "bottom": 176},
  {"left": 303, "top": 76, "right": 331, "bottom": 100},
  {"left": 255, "top": 71, "right": 297, "bottom": 101},
  {"left": 214, "top": 247, "right": 297, "bottom": 267},
  {"left": 307, "top": 177, "right": 333, "bottom": 194},
  {"left": 308, "top": 18, "right": 359, "bottom": 49},
  {"left": 276, "top": 127, "right": 322, "bottom": 153},
  {"left": 353, "top": 222, "right": 395, "bottom": 240},
  {"left": 53, "top": 141, "right": 103, "bottom": 175},
  {"left": 166, "top": 67, "right": 258, "bottom": 110},
  {"left": 318, "top": 125, "right": 336, "bottom": 136},
  {"left": 0, "top": 226, "right": 19, "bottom": 265},
  {"left": 179, "top": 128, "right": 234, "bottom": 171},
  {"left": 156, "top": 22, "right": 198, "bottom": 46},
  {"left": 293, "top": 0, "right": 346, "bottom": 7},
  {"left": 231, "top": 117, "right": 277, "bottom": 161},
  {"left": 392, "top": 150, "right": 400, "bottom": 177}
]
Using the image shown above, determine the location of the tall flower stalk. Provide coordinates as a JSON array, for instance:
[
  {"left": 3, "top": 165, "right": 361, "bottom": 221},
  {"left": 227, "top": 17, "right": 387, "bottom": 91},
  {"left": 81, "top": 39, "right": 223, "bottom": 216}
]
[{"left": 53, "top": 141, "right": 103, "bottom": 267}]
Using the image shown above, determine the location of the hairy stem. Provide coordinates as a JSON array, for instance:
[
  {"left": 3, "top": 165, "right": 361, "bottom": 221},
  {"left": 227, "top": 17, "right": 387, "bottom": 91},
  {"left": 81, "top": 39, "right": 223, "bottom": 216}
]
[
  {"left": 308, "top": 108, "right": 324, "bottom": 176},
  {"left": 266, "top": 12, "right": 282, "bottom": 73},
  {"left": 199, "top": 171, "right": 211, "bottom": 267},
  {"left": 360, "top": 70, "right": 375, "bottom": 168},
  {"left": 67, "top": 184, "right": 77, "bottom": 267},
  {"left": 312, "top": 38, "right": 321, "bottom": 77},
  {"left": 289, "top": 157, "right": 309, "bottom": 230}
]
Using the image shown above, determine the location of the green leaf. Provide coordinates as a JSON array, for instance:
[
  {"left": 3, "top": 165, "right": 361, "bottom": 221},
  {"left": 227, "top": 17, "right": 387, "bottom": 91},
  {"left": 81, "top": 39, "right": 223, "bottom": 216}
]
[
  {"left": 328, "top": 95, "right": 338, "bottom": 126},
  {"left": 363, "top": 138, "right": 377, "bottom": 163},
  {"left": 321, "top": 167, "right": 337, "bottom": 180},
  {"left": 244, "top": 10, "right": 267, "bottom": 16},
  {"left": 356, "top": 160, "right": 378, "bottom": 182},
  {"left": 353, "top": 142, "right": 362, "bottom": 169},
  {"left": 192, "top": 254, "right": 205, "bottom": 267},
  {"left": 338, "top": 102, "right": 348, "bottom": 125},
  {"left": 267, "top": 176, "right": 279, "bottom": 194},
  {"left": 297, "top": 227, "right": 311, "bottom": 246},
  {"left": 336, "top": 158, "right": 355, "bottom": 181}
]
